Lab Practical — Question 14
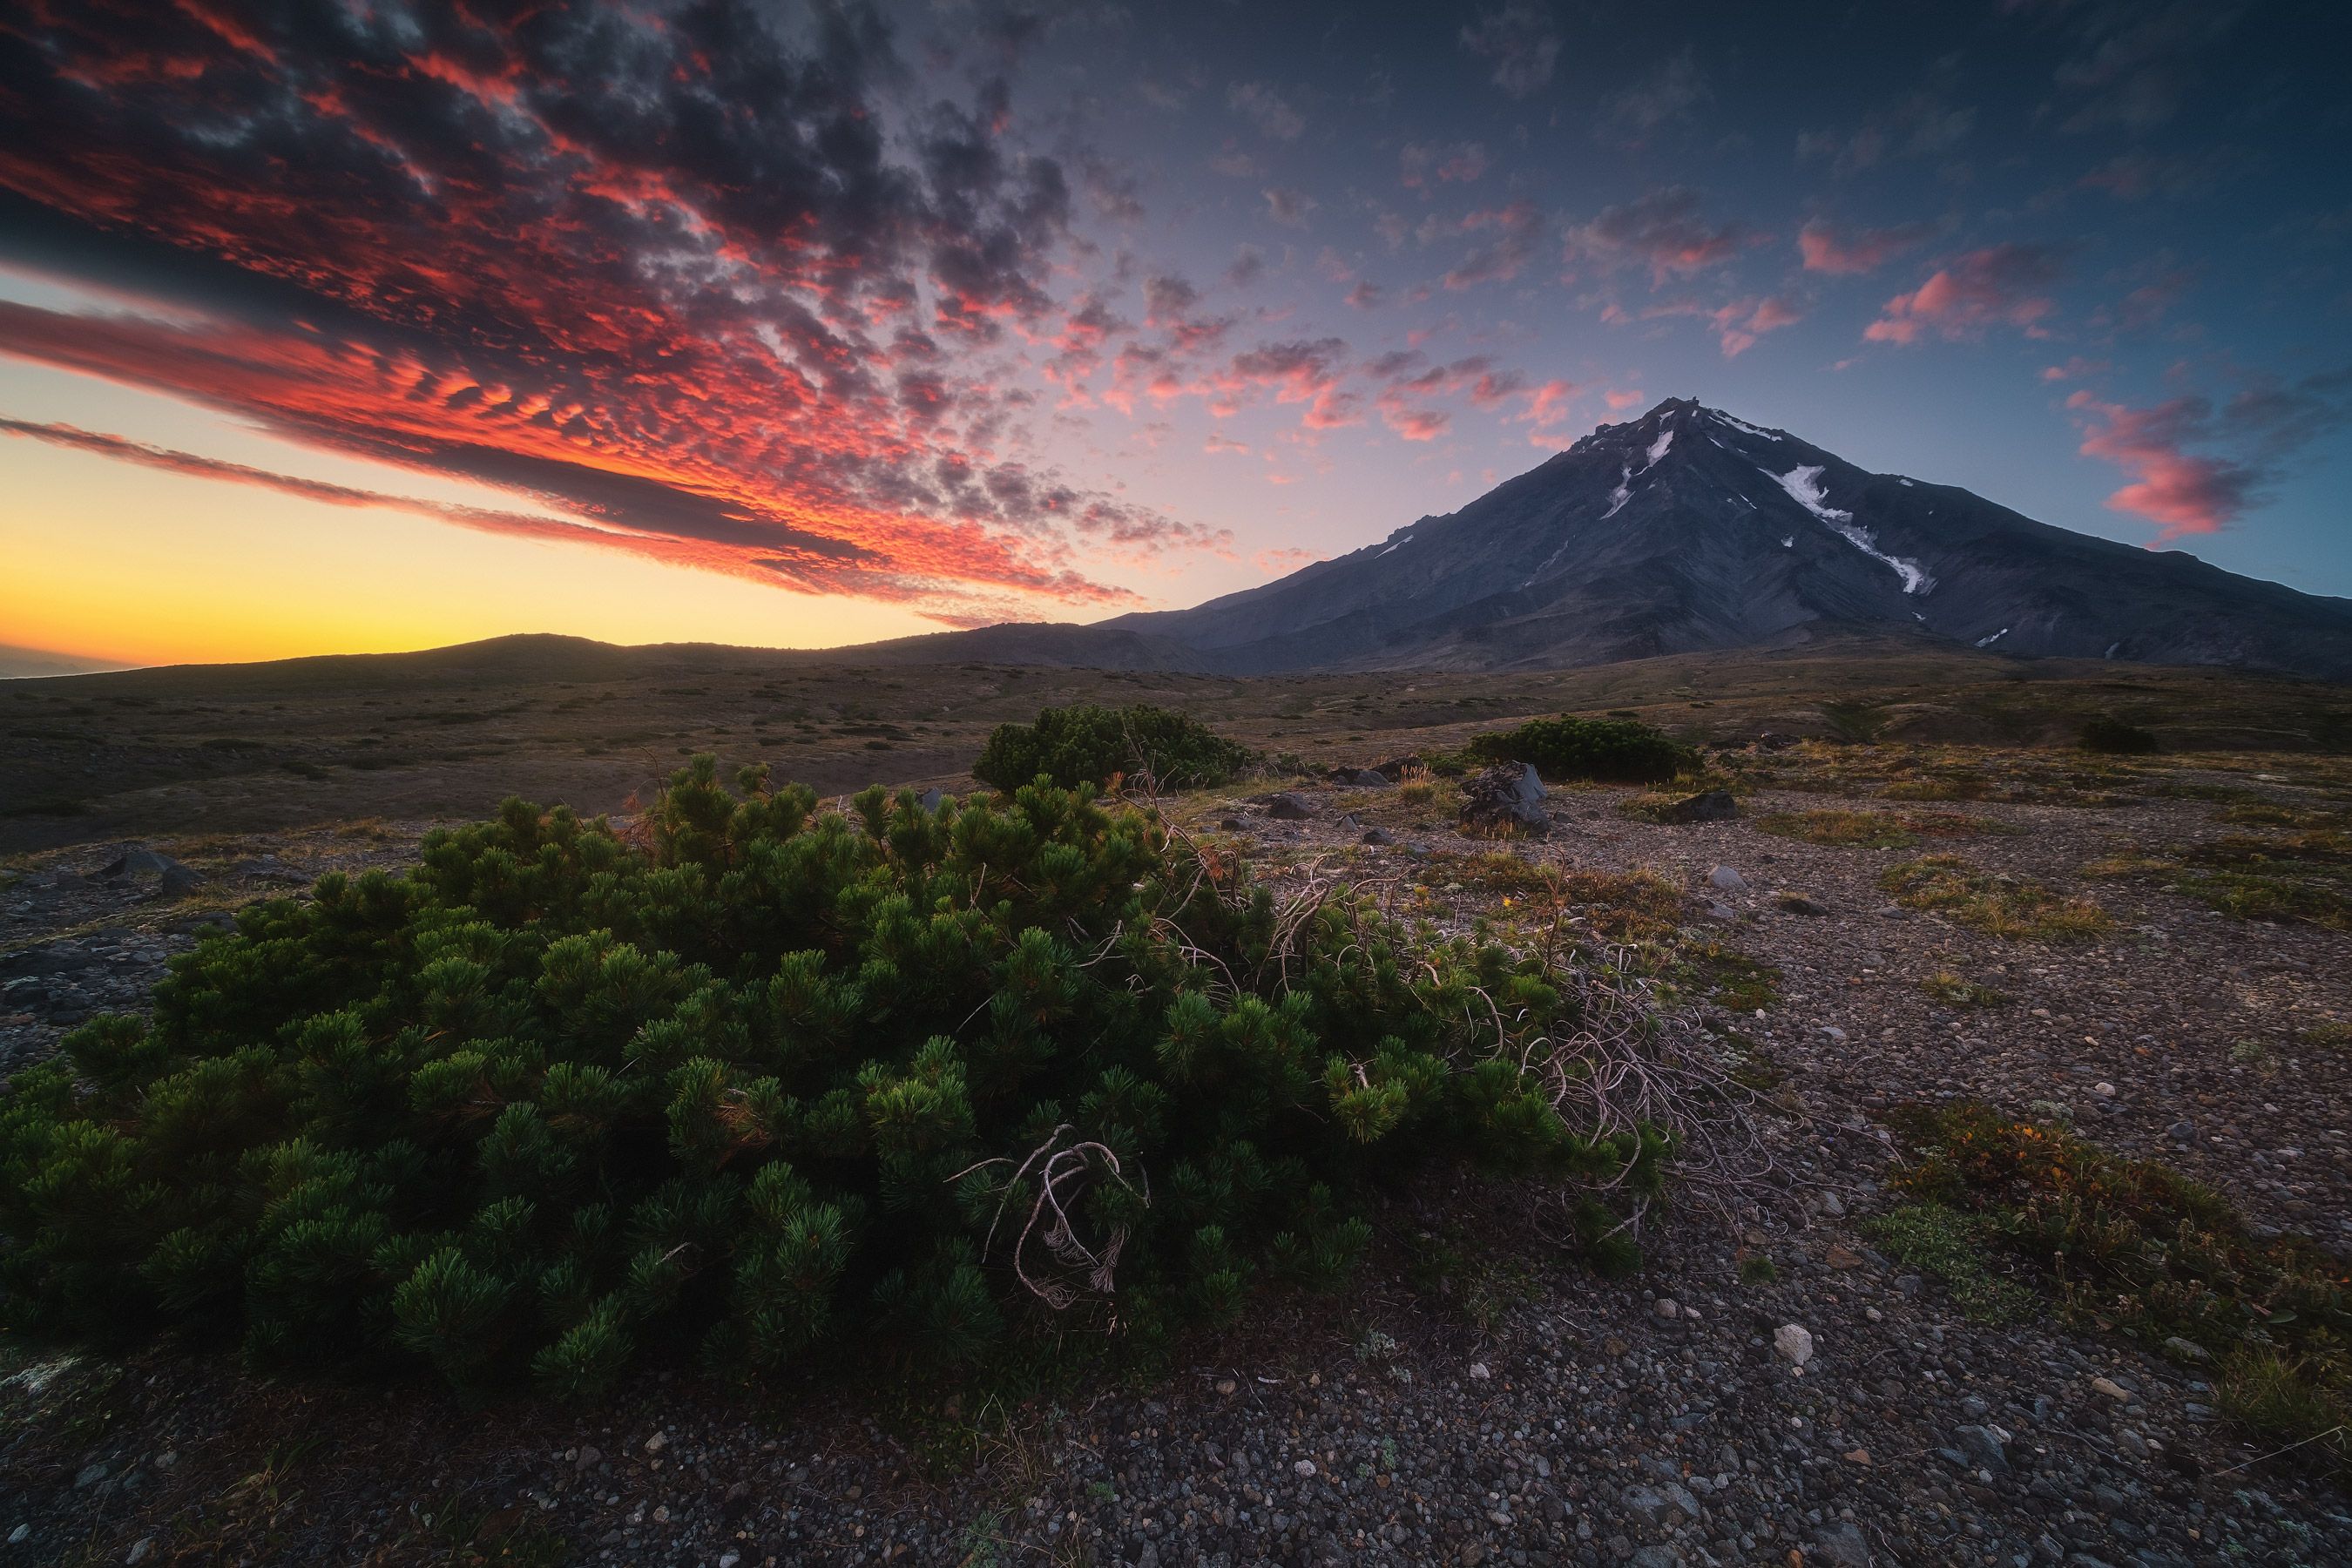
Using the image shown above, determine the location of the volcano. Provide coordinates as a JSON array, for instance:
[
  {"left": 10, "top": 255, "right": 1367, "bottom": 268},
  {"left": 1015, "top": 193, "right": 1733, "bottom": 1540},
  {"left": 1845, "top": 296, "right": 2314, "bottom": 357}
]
[{"left": 1058, "top": 397, "right": 2352, "bottom": 679}]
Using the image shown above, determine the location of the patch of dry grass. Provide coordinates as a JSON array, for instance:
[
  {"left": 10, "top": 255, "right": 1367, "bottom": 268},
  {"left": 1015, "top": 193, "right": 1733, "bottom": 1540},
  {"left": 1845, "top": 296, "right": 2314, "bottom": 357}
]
[
  {"left": 1755, "top": 808, "right": 1917, "bottom": 848},
  {"left": 1880, "top": 854, "right": 2112, "bottom": 941}
]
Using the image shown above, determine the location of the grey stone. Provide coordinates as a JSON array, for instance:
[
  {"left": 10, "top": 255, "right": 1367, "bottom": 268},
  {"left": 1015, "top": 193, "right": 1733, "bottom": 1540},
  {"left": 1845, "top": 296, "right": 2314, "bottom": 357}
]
[
  {"left": 1813, "top": 1522, "right": 1872, "bottom": 1566},
  {"left": 1953, "top": 1423, "right": 2010, "bottom": 1474},
  {"left": 1459, "top": 764, "right": 1547, "bottom": 837},
  {"left": 1707, "top": 864, "right": 1747, "bottom": 893},
  {"left": 1264, "top": 793, "right": 1318, "bottom": 820}
]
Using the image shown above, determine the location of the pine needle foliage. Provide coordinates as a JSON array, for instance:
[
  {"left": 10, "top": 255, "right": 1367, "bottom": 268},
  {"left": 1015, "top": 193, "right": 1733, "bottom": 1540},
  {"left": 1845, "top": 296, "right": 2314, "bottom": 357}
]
[
  {"left": 971, "top": 704, "right": 1257, "bottom": 792},
  {"left": 0, "top": 759, "right": 1666, "bottom": 1399},
  {"left": 1467, "top": 716, "right": 1696, "bottom": 785}
]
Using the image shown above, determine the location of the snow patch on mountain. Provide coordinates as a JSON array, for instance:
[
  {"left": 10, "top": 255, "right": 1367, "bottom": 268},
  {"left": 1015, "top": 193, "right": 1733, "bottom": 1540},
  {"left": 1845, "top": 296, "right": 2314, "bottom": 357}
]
[
  {"left": 1642, "top": 429, "right": 1673, "bottom": 470},
  {"left": 1976, "top": 627, "right": 2010, "bottom": 648},
  {"left": 1603, "top": 464, "right": 1632, "bottom": 519},
  {"left": 1770, "top": 465, "right": 1934, "bottom": 595},
  {"left": 1710, "top": 409, "right": 1777, "bottom": 440}
]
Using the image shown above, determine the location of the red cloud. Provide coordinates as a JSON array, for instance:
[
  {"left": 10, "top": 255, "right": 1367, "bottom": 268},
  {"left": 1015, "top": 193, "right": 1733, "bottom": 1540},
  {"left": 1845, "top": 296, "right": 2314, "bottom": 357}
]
[
  {"left": 1797, "top": 218, "right": 1934, "bottom": 275},
  {"left": 1865, "top": 245, "right": 2065, "bottom": 345},
  {"left": 2065, "top": 391, "right": 2257, "bottom": 542},
  {"left": 0, "top": 1, "right": 1226, "bottom": 618}
]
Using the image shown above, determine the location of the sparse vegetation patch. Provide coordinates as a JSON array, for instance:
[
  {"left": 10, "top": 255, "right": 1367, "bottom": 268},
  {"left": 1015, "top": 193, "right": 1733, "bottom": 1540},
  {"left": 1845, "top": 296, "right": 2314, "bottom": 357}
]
[
  {"left": 1888, "top": 1101, "right": 2351, "bottom": 1477},
  {"left": 1879, "top": 854, "right": 2111, "bottom": 941}
]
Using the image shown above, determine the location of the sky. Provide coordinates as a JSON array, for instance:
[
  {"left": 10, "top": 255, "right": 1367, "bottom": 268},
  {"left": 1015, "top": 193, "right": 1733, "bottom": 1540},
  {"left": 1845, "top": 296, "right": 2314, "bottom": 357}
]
[{"left": 2, "top": 0, "right": 2348, "bottom": 668}]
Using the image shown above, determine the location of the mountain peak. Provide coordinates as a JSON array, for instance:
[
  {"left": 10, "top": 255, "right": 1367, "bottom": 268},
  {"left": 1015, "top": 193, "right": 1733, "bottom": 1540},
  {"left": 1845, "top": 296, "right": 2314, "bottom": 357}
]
[{"left": 1104, "top": 401, "right": 2352, "bottom": 679}]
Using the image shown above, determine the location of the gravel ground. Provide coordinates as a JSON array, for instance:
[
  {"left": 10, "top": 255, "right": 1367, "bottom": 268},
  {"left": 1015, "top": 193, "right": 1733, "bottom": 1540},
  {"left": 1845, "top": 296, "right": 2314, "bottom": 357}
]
[{"left": 4, "top": 754, "right": 2349, "bottom": 1567}]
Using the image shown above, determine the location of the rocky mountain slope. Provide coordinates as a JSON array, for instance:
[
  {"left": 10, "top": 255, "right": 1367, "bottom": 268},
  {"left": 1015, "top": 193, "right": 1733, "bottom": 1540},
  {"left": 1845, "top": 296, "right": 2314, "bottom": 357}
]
[{"left": 1098, "top": 398, "right": 2352, "bottom": 679}]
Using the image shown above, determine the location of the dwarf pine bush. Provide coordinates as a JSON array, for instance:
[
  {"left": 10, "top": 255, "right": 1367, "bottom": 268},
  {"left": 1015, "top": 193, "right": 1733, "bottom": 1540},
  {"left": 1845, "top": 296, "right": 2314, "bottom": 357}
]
[
  {"left": 972, "top": 703, "right": 1257, "bottom": 792},
  {"left": 0, "top": 759, "right": 1666, "bottom": 1399},
  {"left": 1468, "top": 716, "right": 1697, "bottom": 784}
]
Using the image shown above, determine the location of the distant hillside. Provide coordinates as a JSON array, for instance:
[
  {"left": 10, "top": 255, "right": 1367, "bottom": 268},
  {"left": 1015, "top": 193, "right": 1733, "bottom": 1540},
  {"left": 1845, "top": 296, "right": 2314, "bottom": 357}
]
[{"left": 0, "top": 643, "right": 132, "bottom": 680}]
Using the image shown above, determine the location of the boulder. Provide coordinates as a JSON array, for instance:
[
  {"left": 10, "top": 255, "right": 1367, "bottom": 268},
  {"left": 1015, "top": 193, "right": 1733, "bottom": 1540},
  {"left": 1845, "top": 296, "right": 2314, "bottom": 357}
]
[
  {"left": 1774, "top": 891, "right": 1830, "bottom": 916},
  {"left": 1369, "top": 755, "right": 1423, "bottom": 781},
  {"left": 1262, "top": 792, "right": 1317, "bottom": 821},
  {"left": 1328, "top": 767, "right": 1394, "bottom": 787},
  {"left": 1707, "top": 864, "right": 1747, "bottom": 892},
  {"left": 1458, "top": 764, "right": 1547, "bottom": 838},
  {"left": 1649, "top": 789, "right": 1739, "bottom": 824},
  {"left": 1361, "top": 827, "right": 1397, "bottom": 846}
]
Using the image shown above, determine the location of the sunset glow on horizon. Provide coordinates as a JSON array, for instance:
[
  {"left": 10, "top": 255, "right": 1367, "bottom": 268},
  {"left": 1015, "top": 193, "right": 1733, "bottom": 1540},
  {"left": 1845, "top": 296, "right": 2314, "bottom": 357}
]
[{"left": 3, "top": 1, "right": 2348, "bottom": 670}]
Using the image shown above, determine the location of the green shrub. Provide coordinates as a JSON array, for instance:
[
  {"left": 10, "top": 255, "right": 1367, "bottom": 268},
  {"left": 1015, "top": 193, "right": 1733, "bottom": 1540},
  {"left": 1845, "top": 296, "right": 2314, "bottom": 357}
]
[
  {"left": 2078, "top": 717, "right": 2159, "bottom": 754},
  {"left": 1466, "top": 716, "right": 1696, "bottom": 784},
  {"left": 0, "top": 758, "right": 1667, "bottom": 1399},
  {"left": 972, "top": 704, "right": 1257, "bottom": 792}
]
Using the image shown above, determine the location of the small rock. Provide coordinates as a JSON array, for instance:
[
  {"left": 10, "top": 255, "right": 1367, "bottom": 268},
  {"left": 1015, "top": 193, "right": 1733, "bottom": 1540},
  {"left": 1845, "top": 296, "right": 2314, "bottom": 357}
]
[
  {"left": 1220, "top": 817, "right": 1247, "bottom": 831},
  {"left": 643, "top": 1432, "right": 668, "bottom": 1454},
  {"left": 1468, "top": 1362, "right": 1491, "bottom": 1380},
  {"left": 1819, "top": 1191, "right": 1847, "bottom": 1218},
  {"left": 1293, "top": 1459, "right": 1318, "bottom": 1477},
  {"left": 1774, "top": 1323, "right": 1815, "bottom": 1366},
  {"left": 75, "top": 1463, "right": 108, "bottom": 1488},
  {"left": 1361, "top": 826, "right": 1396, "bottom": 845},
  {"left": 1215, "top": 1378, "right": 1236, "bottom": 1395},
  {"left": 2091, "top": 1376, "right": 2132, "bottom": 1402},
  {"left": 1953, "top": 1423, "right": 2010, "bottom": 1474},
  {"left": 1263, "top": 792, "right": 1318, "bottom": 821},
  {"left": 1458, "top": 764, "right": 1548, "bottom": 838},
  {"left": 1707, "top": 864, "right": 1747, "bottom": 893},
  {"left": 2166, "top": 1119, "right": 2194, "bottom": 1144},
  {"left": 1825, "top": 1241, "right": 1864, "bottom": 1269},
  {"left": 1774, "top": 891, "right": 1830, "bottom": 916},
  {"left": 2162, "top": 1335, "right": 2211, "bottom": 1363},
  {"left": 1813, "top": 1521, "right": 1872, "bottom": 1566},
  {"left": 575, "top": 1446, "right": 601, "bottom": 1470},
  {"left": 2092, "top": 1080, "right": 2117, "bottom": 1098},
  {"left": 7, "top": 1524, "right": 28, "bottom": 1545},
  {"left": 1652, "top": 1297, "right": 1680, "bottom": 1321},
  {"left": 1842, "top": 1448, "right": 1872, "bottom": 1466},
  {"left": 125, "top": 1541, "right": 155, "bottom": 1566}
]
